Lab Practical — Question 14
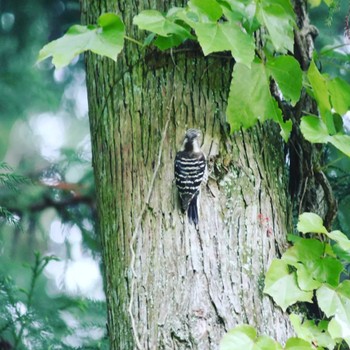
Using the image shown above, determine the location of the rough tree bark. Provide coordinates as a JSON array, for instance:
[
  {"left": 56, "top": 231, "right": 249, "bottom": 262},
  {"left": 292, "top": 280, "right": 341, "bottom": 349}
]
[{"left": 81, "top": 0, "right": 319, "bottom": 349}]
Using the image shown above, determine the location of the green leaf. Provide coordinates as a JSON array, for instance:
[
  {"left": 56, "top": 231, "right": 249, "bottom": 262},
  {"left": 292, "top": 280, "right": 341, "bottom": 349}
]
[
  {"left": 328, "top": 316, "right": 350, "bottom": 347},
  {"left": 290, "top": 314, "right": 336, "bottom": 349},
  {"left": 267, "top": 56, "right": 302, "bottom": 105},
  {"left": 189, "top": 0, "right": 223, "bottom": 21},
  {"left": 300, "top": 116, "right": 329, "bottom": 143},
  {"left": 328, "top": 78, "right": 350, "bottom": 116},
  {"left": 297, "top": 212, "right": 328, "bottom": 234},
  {"left": 284, "top": 338, "right": 314, "bottom": 350},
  {"left": 328, "top": 230, "right": 350, "bottom": 251},
  {"left": 38, "top": 13, "right": 125, "bottom": 68},
  {"left": 256, "top": 0, "right": 295, "bottom": 53},
  {"left": 227, "top": 60, "right": 291, "bottom": 140},
  {"left": 219, "top": 325, "right": 282, "bottom": 350},
  {"left": 264, "top": 259, "right": 313, "bottom": 311},
  {"left": 308, "top": 0, "right": 322, "bottom": 7},
  {"left": 300, "top": 117, "right": 350, "bottom": 157},
  {"left": 316, "top": 281, "right": 350, "bottom": 318},
  {"left": 193, "top": 22, "right": 255, "bottom": 65},
  {"left": 307, "top": 61, "right": 332, "bottom": 126},
  {"left": 328, "top": 134, "right": 350, "bottom": 158},
  {"left": 133, "top": 10, "right": 193, "bottom": 40},
  {"left": 282, "top": 238, "right": 342, "bottom": 288}
]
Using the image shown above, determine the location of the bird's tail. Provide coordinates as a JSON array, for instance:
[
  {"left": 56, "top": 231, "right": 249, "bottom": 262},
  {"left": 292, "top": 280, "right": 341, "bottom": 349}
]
[{"left": 187, "top": 194, "right": 199, "bottom": 225}]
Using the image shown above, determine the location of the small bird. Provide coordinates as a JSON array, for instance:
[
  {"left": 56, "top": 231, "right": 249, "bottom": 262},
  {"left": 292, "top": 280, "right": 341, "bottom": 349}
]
[{"left": 174, "top": 129, "right": 207, "bottom": 225}]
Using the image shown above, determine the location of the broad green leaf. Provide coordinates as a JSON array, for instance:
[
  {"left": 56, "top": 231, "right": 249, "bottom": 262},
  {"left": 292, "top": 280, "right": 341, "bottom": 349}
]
[
  {"left": 328, "top": 134, "right": 350, "bottom": 158},
  {"left": 300, "top": 116, "right": 329, "bottom": 143},
  {"left": 256, "top": 0, "right": 295, "bottom": 53},
  {"left": 133, "top": 10, "right": 193, "bottom": 40},
  {"left": 300, "top": 117, "right": 350, "bottom": 157},
  {"left": 328, "top": 230, "right": 350, "bottom": 251},
  {"left": 38, "top": 13, "right": 125, "bottom": 68},
  {"left": 328, "top": 316, "right": 350, "bottom": 347},
  {"left": 267, "top": 56, "right": 302, "bottom": 105},
  {"left": 284, "top": 338, "right": 314, "bottom": 350},
  {"left": 290, "top": 314, "right": 336, "bottom": 349},
  {"left": 316, "top": 281, "right": 350, "bottom": 318},
  {"left": 264, "top": 259, "right": 313, "bottom": 311},
  {"left": 282, "top": 238, "right": 342, "bottom": 288},
  {"left": 189, "top": 0, "right": 223, "bottom": 21},
  {"left": 193, "top": 22, "right": 255, "bottom": 65},
  {"left": 307, "top": 61, "right": 333, "bottom": 132},
  {"left": 220, "top": 325, "right": 256, "bottom": 350},
  {"left": 297, "top": 212, "right": 328, "bottom": 234},
  {"left": 227, "top": 60, "right": 291, "bottom": 140},
  {"left": 328, "top": 78, "right": 350, "bottom": 115},
  {"left": 308, "top": 0, "right": 322, "bottom": 7},
  {"left": 220, "top": 325, "right": 282, "bottom": 350}
]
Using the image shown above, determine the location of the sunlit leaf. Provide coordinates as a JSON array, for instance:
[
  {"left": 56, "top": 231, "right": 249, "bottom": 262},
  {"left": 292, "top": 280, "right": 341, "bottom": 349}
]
[
  {"left": 316, "top": 281, "right": 350, "bottom": 318},
  {"left": 133, "top": 10, "right": 193, "bottom": 40},
  {"left": 264, "top": 259, "right": 313, "bottom": 311},
  {"left": 328, "top": 78, "right": 350, "bottom": 115},
  {"left": 328, "top": 316, "right": 350, "bottom": 347},
  {"left": 297, "top": 212, "right": 328, "bottom": 234},
  {"left": 307, "top": 61, "right": 333, "bottom": 130},
  {"left": 284, "top": 337, "right": 314, "bottom": 350},
  {"left": 220, "top": 325, "right": 282, "bottom": 350},
  {"left": 290, "top": 314, "right": 335, "bottom": 349},
  {"left": 189, "top": 0, "right": 223, "bottom": 21},
  {"left": 328, "top": 230, "right": 350, "bottom": 251},
  {"left": 38, "top": 13, "right": 125, "bottom": 68},
  {"left": 256, "top": 0, "right": 295, "bottom": 53},
  {"left": 193, "top": 22, "right": 255, "bottom": 65}
]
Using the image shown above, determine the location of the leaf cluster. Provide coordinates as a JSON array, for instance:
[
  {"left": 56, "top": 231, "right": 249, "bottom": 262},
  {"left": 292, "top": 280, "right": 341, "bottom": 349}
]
[
  {"left": 221, "top": 212, "right": 350, "bottom": 350},
  {"left": 37, "top": 0, "right": 350, "bottom": 157}
]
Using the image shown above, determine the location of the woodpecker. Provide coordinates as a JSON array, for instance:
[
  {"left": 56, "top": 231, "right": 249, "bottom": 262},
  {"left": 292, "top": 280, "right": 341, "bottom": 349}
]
[{"left": 174, "top": 129, "right": 207, "bottom": 225}]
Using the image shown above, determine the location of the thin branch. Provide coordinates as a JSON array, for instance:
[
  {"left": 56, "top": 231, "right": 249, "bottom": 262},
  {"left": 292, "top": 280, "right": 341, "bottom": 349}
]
[{"left": 128, "top": 96, "right": 174, "bottom": 349}]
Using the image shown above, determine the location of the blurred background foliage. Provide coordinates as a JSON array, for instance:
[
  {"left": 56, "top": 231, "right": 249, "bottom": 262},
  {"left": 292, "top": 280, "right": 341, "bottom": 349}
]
[
  {"left": 0, "top": 0, "right": 107, "bottom": 348},
  {"left": 0, "top": 0, "right": 349, "bottom": 349}
]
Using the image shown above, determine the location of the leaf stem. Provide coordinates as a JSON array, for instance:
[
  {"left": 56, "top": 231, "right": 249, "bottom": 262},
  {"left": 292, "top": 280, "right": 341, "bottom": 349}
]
[{"left": 124, "top": 35, "right": 143, "bottom": 47}]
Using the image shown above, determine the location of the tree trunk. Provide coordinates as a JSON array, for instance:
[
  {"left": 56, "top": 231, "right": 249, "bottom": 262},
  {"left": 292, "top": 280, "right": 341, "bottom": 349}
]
[{"left": 81, "top": 0, "right": 315, "bottom": 349}]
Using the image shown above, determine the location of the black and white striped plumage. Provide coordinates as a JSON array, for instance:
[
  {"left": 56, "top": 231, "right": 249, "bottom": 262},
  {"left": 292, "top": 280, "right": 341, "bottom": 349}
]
[{"left": 174, "top": 129, "right": 206, "bottom": 225}]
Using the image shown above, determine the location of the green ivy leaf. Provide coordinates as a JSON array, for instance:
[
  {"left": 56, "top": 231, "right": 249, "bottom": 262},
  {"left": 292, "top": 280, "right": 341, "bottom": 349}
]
[
  {"left": 328, "top": 134, "right": 350, "bottom": 158},
  {"left": 328, "top": 230, "right": 350, "bottom": 251},
  {"left": 38, "top": 13, "right": 125, "bottom": 68},
  {"left": 219, "top": 325, "right": 282, "bottom": 350},
  {"left": 133, "top": 10, "right": 193, "bottom": 41},
  {"left": 328, "top": 316, "right": 350, "bottom": 347},
  {"left": 301, "top": 117, "right": 350, "bottom": 157},
  {"left": 193, "top": 22, "right": 255, "bottom": 65},
  {"left": 290, "top": 314, "right": 335, "bottom": 349},
  {"left": 284, "top": 338, "right": 314, "bottom": 350},
  {"left": 227, "top": 60, "right": 292, "bottom": 140},
  {"left": 328, "top": 78, "right": 350, "bottom": 115},
  {"left": 282, "top": 238, "right": 342, "bottom": 288},
  {"left": 256, "top": 0, "right": 295, "bottom": 53},
  {"left": 300, "top": 116, "right": 329, "bottom": 143},
  {"left": 307, "top": 61, "right": 333, "bottom": 129},
  {"left": 264, "top": 259, "right": 313, "bottom": 311},
  {"left": 316, "top": 281, "right": 350, "bottom": 318},
  {"left": 297, "top": 212, "right": 328, "bottom": 234},
  {"left": 188, "top": 0, "right": 223, "bottom": 21},
  {"left": 267, "top": 55, "right": 302, "bottom": 105}
]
